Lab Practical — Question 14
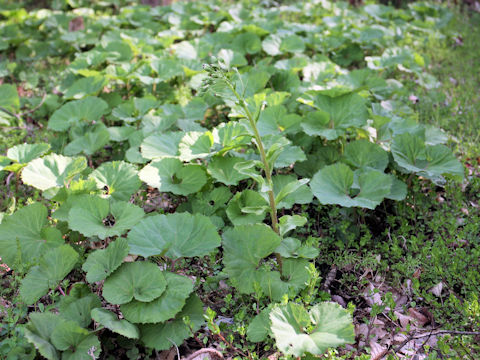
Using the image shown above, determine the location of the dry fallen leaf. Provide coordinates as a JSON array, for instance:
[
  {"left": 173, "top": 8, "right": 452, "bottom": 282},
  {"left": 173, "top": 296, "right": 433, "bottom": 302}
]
[
  {"left": 408, "top": 308, "right": 429, "bottom": 327},
  {"left": 68, "top": 17, "right": 84, "bottom": 32},
  {"left": 429, "top": 282, "right": 443, "bottom": 297},
  {"left": 183, "top": 348, "right": 224, "bottom": 360}
]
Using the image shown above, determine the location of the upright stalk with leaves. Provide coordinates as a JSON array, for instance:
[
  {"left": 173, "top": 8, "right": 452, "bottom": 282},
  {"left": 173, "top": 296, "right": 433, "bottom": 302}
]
[{"left": 203, "top": 63, "right": 279, "bottom": 234}]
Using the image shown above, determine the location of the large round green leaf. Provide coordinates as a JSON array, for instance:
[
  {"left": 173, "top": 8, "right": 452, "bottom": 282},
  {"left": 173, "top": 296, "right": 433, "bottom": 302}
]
[
  {"left": 310, "top": 163, "right": 392, "bottom": 210},
  {"left": 22, "top": 154, "right": 87, "bottom": 191},
  {"left": 121, "top": 272, "right": 193, "bottom": 324},
  {"left": 127, "top": 212, "right": 220, "bottom": 259},
  {"left": 91, "top": 308, "right": 140, "bottom": 339},
  {"left": 226, "top": 190, "right": 268, "bottom": 226},
  {"left": 89, "top": 161, "right": 141, "bottom": 201},
  {"left": 207, "top": 156, "right": 249, "bottom": 186},
  {"left": 0, "top": 203, "right": 63, "bottom": 270},
  {"left": 391, "top": 133, "right": 464, "bottom": 183},
  {"left": 82, "top": 238, "right": 129, "bottom": 283},
  {"left": 25, "top": 312, "right": 61, "bottom": 360},
  {"left": 343, "top": 139, "right": 389, "bottom": 171},
  {"left": 63, "top": 76, "right": 106, "bottom": 100},
  {"left": 139, "top": 158, "right": 207, "bottom": 196},
  {"left": 270, "top": 302, "right": 355, "bottom": 357},
  {"left": 48, "top": 97, "right": 109, "bottom": 131},
  {"left": 64, "top": 124, "right": 110, "bottom": 156},
  {"left": 5, "top": 143, "right": 50, "bottom": 169},
  {"left": 299, "top": 92, "right": 368, "bottom": 140},
  {"left": 140, "top": 131, "right": 183, "bottom": 160},
  {"left": 20, "top": 245, "right": 79, "bottom": 305},
  {"left": 68, "top": 195, "right": 144, "bottom": 240},
  {"left": 222, "top": 224, "right": 281, "bottom": 294},
  {"left": 140, "top": 294, "right": 204, "bottom": 350},
  {"left": 179, "top": 131, "right": 215, "bottom": 161},
  {"left": 50, "top": 319, "right": 100, "bottom": 359},
  {"left": 102, "top": 261, "right": 166, "bottom": 305}
]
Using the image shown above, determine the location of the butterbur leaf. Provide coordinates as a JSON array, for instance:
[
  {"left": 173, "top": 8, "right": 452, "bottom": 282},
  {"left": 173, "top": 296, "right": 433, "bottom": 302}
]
[
  {"left": 226, "top": 190, "right": 268, "bottom": 226},
  {"left": 25, "top": 312, "right": 61, "bottom": 360},
  {"left": 121, "top": 272, "right": 193, "bottom": 324},
  {"left": 222, "top": 225, "right": 281, "bottom": 294},
  {"left": 48, "top": 97, "right": 109, "bottom": 131},
  {"left": 91, "top": 308, "right": 140, "bottom": 339},
  {"left": 247, "top": 306, "right": 273, "bottom": 342},
  {"left": 127, "top": 212, "right": 221, "bottom": 259},
  {"left": 310, "top": 163, "right": 392, "bottom": 209},
  {"left": 271, "top": 175, "right": 312, "bottom": 209},
  {"left": 5, "top": 143, "right": 50, "bottom": 169},
  {"left": 0, "top": 203, "right": 63, "bottom": 270},
  {"left": 22, "top": 154, "right": 87, "bottom": 191},
  {"left": 89, "top": 161, "right": 141, "bottom": 202},
  {"left": 391, "top": 133, "right": 464, "bottom": 183},
  {"left": 207, "top": 156, "right": 250, "bottom": 185},
  {"left": 82, "top": 238, "right": 129, "bottom": 283},
  {"left": 50, "top": 319, "right": 99, "bottom": 355},
  {"left": 276, "top": 238, "right": 319, "bottom": 259},
  {"left": 299, "top": 93, "right": 368, "bottom": 140},
  {"left": 68, "top": 195, "right": 144, "bottom": 240},
  {"left": 278, "top": 215, "right": 307, "bottom": 237},
  {"left": 260, "top": 258, "right": 310, "bottom": 301},
  {"left": 139, "top": 158, "right": 207, "bottom": 196},
  {"left": 141, "top": 294, "right": 204, "bottom": 350},
  {"left": 59, "top": 291, "right": 101, "bottom": 328},
  {"left": 0, "top": 84, "right": 20, "bottom": 112},
  {"left": 140, "top": 132, "right": 183, "bottom": 160},
  {"left": 102, "top": 261, "right": 166, "bottom": 305},
  {"left": 343, "top": 140, "right": 389, "bottom": 171},
  {"left": 386, "top": 175, "right": 407, "bottom": 201},
  {"left": 151, "top": 58, "right": 184, "bottom": 82},
  {"left": 270, "top": 302, "right": 354, "bottom": 357},
  {"left": 63, "top": 76, "right": 106, "bottom": 100},
  {"left": 64, "top": 124, "right": 110, "bottom": 156},
  {"left": 179, "top": 131, "right": 215, "bottom": 161},
  {"left": 20, "top": 245, "right": 79, "bottom": 304}
]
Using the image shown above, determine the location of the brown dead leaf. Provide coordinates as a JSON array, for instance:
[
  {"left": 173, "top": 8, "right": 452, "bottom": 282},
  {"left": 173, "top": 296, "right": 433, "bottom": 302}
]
[
  {"left": 370, "top": 340, "right": 388, "bottom": 360},
  {"left": 408, "top": 308, "right": 429, "bottom": 327},
  {"left": 157, "top": 348, "right": 177, "bottom": 360},
  {"left": 183, "top": 348, "right": 223, "bottom": 360},
  {"left": 429, "top": 282, "right": 443, "bottom": 297},
  {"left": 68, "top": 17, "right": 84, "bottom": 32}
]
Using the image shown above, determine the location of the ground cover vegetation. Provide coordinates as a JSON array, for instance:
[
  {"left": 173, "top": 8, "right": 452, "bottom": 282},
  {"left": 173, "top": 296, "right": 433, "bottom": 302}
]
[{"left": 0, "top": 0, "right": 478, "bottom": 359}]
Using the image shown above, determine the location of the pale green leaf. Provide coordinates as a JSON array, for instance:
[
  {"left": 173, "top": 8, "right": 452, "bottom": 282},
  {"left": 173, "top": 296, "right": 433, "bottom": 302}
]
[
  {"left": 207, "top": 156, "right": 250, "bottom": 186},
  {"left": 270, "top": 302, "right": 354, "bottom": 356},
  {"left": 102, "top": 261, "right": 166, "bottom": 305},
  {"left": 127, "top": 212, "right": 220, "bottom": 259},
  {"left": 48, "top": 97, "right": 109, "bottom": 132},
  {"left": 82, "top": 238, "right": 129, "bottom": 283},
  {"left": 222, "top": 225, "right": 281, "bottom": 294},
  {"left": 139, "top": 158, "right": 207, "bottom": 196},
  {"left": 121, "top": 272, "right": 193, "bottom": 324},
  {"left": 20, "top": 245, "right": 79, "bottom": 304},
  {"left": 140, "top": 294, "right": 204, "bottom": 350},
  {"left": 310, "top": 163, "right": 392, "bottom": 209},
  {"left": 68, "top": 195, "right": 144, "bottom": 240},
  {"left": 6, "top": 143, "right": 50, "bottom": 165},
  {"left": 91, "top": 308, "right": 140, "bottom": 339},
  {"left": 22, "top": 154, "right": 87, "bottom": 191},
  {"left": 0, "top": 203, "right": 63, "bottom": 270},
  {"left": 89, "top": 161, "right": 141, "bottom": 201}
]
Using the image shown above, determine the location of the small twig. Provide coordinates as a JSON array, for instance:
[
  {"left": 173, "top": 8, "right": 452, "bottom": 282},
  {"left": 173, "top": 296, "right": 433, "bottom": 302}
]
[
  {"left": 167, "top": 338, "right": 180, "bottom": 360},
  {"left": 19, "top": 93, "right": 47, "bottom": 116},
  {"left": 57, "top": 286, "right": 66, "bottom": 296},
  {"left": 412, "top": 329, "right": 480, "bottom": 338}
]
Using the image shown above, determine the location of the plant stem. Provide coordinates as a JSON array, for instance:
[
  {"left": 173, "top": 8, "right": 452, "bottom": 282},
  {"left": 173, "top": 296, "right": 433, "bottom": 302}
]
[{"left": 226, "top": 82, "right": 279, "bottom": 234}]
